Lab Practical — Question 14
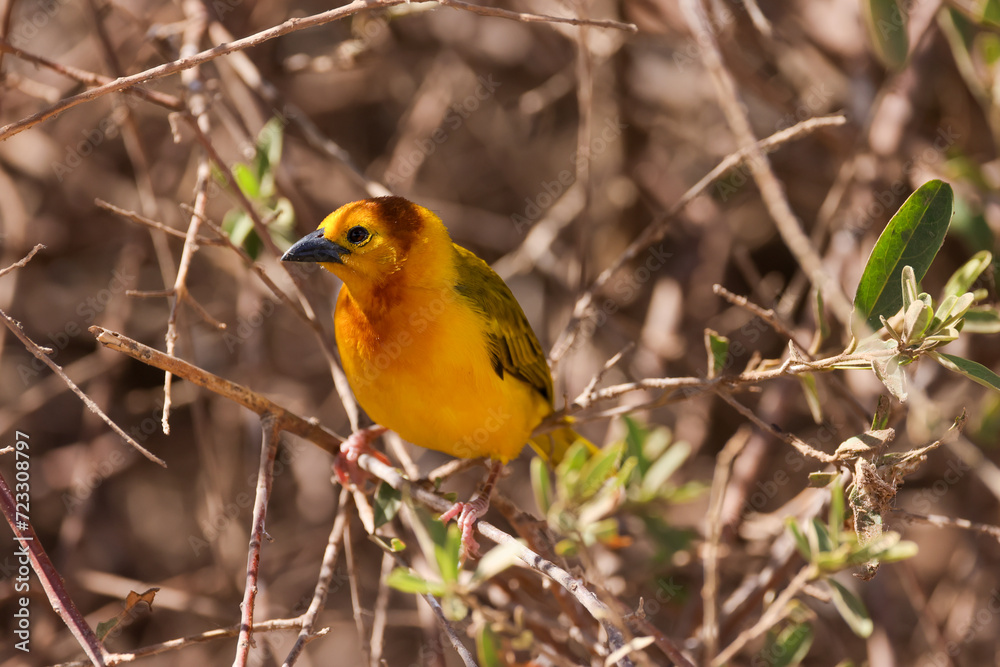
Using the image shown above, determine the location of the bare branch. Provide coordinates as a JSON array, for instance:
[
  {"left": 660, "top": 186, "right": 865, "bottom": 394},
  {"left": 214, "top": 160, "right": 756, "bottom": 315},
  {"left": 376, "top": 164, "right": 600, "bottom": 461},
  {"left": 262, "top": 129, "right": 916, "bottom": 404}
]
[
  {"left": 1, "top": 311, "right": 166, "bottom": 466},
  {"left": 90, "top": 326, "right": 343, "bottom": 455},
  {"left": 0, "top": 470, "right": 109, "bottom": 665},
  {"left": 234, "top": 415, "right": 282, "bottom": 667}
]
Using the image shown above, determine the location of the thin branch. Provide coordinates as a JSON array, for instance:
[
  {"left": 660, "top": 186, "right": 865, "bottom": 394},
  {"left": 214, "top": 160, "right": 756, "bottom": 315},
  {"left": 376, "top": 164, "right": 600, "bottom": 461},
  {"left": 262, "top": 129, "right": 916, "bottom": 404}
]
[
  {"left": 356, "top": 452, "right": 636, "bottom": 667},
  {"left": 549, "top": 114, "right": 847, "bottom": 362},
  {"left": 678, "top": 0, "right": 854, "bottom": 325},
  {"left": 702, "top": 427, "right": 751, "bottom": 662},
  {"left": 712, "top": 565, "right": 816, "bottom": 666},
  {"left": 713, "top": 284, "right": 811, "bottom": 354},
  {"left": 1, "top": 311, "right": 166, "bottom": 466},
  {"left": 0, "top": 470, "right": 109, "bottom": 665},
  {"left": 0, "top": 39, "right": 182, "bottom": 109},
  {"left": 234, "top": 415, "right": 282, "bottom": 667},
  {"left": 95, "top": 199, "right": 222, "bottom": 245},
  {"left": 0, "top": 243, "right": 43, "bottom": 279},
  {"left": 716, "top": 392, "right": 837, "bottom": 463},
  {"left": 163, "top": 2, "right": 212, "bottom": 436},
  {"left": 282, "top": 488, "right": 350, "bottom": 666},
  {"left": 621, "top": 601, "right": 697, "bottom": 667},
  {"left": 205, "top": 20, "right": 389, "bottom": 198},
  {"left": 893, "top": 509, "right": 1000, "bottom": 545},
  {"left": 342, "top": 519, "right": 373, "bottom": 667},
  {"left": 368, "top": 551, "right": 396, "bottom": 667},
  {"left": 90, "top": 326, "right": 343, "bottom": 455},
  {"left": 574, "top": 343, "right": 634, "bottom": 409},
  {"left": 420, "top": 592, "right": 479, "bottom": 666},
  {"left": 0, "top": 0, "right": 399, "bottom": 141},
  {"left": 53, "top": 617, "right": 311, "bottom": 667},
  {"left": 436, "top": 0, "right": 635, "bottom": 31},
  {"left": 0, "top": 0, "right": 634, "bottom": 142}
]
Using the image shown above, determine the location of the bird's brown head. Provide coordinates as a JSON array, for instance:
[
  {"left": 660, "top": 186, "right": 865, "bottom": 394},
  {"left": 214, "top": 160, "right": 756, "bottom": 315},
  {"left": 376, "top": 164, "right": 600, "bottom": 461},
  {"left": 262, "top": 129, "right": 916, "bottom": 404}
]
[{"left": 281, "top": 196, "right": 452, "bottom": 292}]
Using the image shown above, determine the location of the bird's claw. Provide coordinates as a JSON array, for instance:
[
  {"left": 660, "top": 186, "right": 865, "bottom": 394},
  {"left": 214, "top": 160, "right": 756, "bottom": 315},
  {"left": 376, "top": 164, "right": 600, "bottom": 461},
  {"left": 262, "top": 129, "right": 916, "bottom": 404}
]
[
  {"left": 440, "top": 495, "right": 490, "bottom": 561},
  {"left": 334, "top": 426, "right": 389, "bottom": 488}
]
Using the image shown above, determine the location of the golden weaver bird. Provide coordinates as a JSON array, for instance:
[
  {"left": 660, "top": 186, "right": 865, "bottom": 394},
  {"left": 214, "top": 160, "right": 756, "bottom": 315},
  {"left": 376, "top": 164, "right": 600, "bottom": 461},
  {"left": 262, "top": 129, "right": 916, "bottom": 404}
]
[{"left": 282, "top": 196, "right": 585, "bottom": 557}]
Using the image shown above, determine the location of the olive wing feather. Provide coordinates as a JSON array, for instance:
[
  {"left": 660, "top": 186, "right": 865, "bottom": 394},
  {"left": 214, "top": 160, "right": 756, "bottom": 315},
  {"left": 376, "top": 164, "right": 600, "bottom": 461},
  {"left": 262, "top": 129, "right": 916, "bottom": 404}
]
[{"left": 452, "top": 245, "right": 554, "bottom": 405}]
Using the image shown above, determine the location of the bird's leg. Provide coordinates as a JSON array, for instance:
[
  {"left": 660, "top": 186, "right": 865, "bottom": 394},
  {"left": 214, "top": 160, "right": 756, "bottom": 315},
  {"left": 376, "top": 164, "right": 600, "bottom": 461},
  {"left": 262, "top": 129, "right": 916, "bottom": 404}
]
[
  {"left": 440, "top": 459, "right": 505, "bottom": 561},
  {"left": 334, "top": 425, "right": 390, "bottom": 487}
]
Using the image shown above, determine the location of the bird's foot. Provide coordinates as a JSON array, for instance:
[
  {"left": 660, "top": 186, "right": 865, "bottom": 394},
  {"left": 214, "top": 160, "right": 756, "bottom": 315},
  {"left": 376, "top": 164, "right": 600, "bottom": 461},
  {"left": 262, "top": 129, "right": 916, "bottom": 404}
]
[
  {"left": 334, "top": 426, "right": 389, "bottom": 488},
  {"left": 440, "top": 494, "right": 490, "bottom": 561},
  {"left": 439, "top": 460, "right": 505, "bottom": 561}
]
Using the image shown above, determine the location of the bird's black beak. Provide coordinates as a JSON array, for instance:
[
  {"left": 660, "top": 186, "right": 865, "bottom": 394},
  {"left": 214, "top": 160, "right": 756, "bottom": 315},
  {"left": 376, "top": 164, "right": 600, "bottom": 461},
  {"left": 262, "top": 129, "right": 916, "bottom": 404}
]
[{"left": 281, "top": 229, "right": 349, "bottom": 264}]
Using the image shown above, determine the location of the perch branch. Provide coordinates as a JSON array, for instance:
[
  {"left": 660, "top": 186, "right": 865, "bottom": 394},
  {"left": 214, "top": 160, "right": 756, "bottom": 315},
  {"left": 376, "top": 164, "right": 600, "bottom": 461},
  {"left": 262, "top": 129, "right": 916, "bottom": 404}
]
[{"left": 90, "top": 326, "right": 343, "bottom": 455}]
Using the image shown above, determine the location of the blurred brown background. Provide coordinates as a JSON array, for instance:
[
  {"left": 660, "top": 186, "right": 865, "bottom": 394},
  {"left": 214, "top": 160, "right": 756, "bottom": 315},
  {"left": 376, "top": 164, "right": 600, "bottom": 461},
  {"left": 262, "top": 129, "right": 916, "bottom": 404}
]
[{"left": 1, "top": 0, "right": 999, "bottom": 665}]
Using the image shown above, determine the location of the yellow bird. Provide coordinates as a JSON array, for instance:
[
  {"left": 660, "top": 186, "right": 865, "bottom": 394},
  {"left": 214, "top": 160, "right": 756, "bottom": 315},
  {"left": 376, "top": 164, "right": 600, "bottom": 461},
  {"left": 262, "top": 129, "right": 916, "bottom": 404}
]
[{"left": 282, "top": 196, "right": 584, "bottom": 556}]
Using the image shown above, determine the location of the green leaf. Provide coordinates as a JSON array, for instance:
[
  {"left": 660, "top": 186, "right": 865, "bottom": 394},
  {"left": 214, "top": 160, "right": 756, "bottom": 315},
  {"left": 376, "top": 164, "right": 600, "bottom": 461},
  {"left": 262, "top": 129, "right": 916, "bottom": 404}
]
[
  {"left": 799, "top": 374, "right": 823, "bottom": 424},
  {"left": 871, "top": 395, "right": 891, "bottom": 431},
  {"left": 979, "top": 0, "right": 1000, "bottom": 26},
  {"left": 477, "top": 624, "right": 503, "bottom": 667},
  {"left": 808, "top": 471, "right": 838, "bottom": 487},
  {"left": 577, "top": 442, "right": 623, "bottom": 499},
  {"left": 902, "top": 300, "right": 932, "bottom": 342},
  {"left": 930, "top": 352, "right": 1000, "bottom": 392},
  {"left": 942, "top": 250, "right": 992, "bottom": 300},
  {"left": 931, "top": 292, "right": 975, "bottom": 332},
  {"left": 827, "top": 579, "right": 874, "bottom": 638},
  {"left": 829, "top": 477, "right": 845, "bottom": 544},
  {"left": 386, "top": 568, "right": 446, "bottom": 596},
  {"left": 623, "top": 416, "right": 651, "bottom": 476},
  {"left": 390, "top": 537, "right": 406, "bottom": 552},
  {"left": 853, "top": 180, "right": 954, "bottom": 333},
  {"left": 556, "top": 442, "right": 591, "bottom": 478},
  {"left": 876, "top": 539, "right": 919, "bottom": 563},
  {"left": 771, "top": 622, "right": 814, "bottom": 667},
  {"left": 641, "top": 441, "right": 691, "bottom": 499},
  {"left": 901, "top": 265, "right": 919, "bottom": 310},
  {"left": 810, "top": 518, "right": 834, "bottom": 554},
  {"left": 872, "top": 353, "right": 908, "bottom": 402},
  {"left": 471, "top": 539, "right": 523, "bottom": 585},
  {"left": 233, "top": 162, "right": 260, "bottom": 199},
  {"left": 255, "top": 118, "right": 285, "bottom": 197},
  {"left": 813, "top": 288, "right": 830, "bottom": 345},
  {"left": 96, "top": 617, "right": 118, "bottom": 642},
  {"left": 788, "top": 519, "right": 812, "bottom": 560},
  {"left": 705, "top": 329, "right": 730, "bottom": 378},
  {"left": 531, "top": 457, "right": 553, "bottom": 514},
  {"left": 373, "top": 483, "right": 402, "bottom": 528},
  {"left": 962, "top": 306, "right": 1000, "bottom": 333},
  {"left": 862, "top": 0, "right": 909, "bottom": 69},
  {"left": 435, "top": 524, "right": 462, "bottom": 585}
]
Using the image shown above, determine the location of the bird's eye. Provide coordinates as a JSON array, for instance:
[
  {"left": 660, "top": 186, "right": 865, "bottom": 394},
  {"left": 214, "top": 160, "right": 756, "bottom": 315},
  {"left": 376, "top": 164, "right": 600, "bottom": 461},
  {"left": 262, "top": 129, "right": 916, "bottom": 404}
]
[{"left": 346, "top": 226, "right": 370, "bottom": 245}]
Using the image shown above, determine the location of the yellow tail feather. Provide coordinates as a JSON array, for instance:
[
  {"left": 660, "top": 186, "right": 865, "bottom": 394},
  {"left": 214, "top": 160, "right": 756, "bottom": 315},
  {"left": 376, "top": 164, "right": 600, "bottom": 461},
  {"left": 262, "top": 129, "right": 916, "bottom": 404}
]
[{"left": 529, "top": 422, "right": 598, "bottom": 466}]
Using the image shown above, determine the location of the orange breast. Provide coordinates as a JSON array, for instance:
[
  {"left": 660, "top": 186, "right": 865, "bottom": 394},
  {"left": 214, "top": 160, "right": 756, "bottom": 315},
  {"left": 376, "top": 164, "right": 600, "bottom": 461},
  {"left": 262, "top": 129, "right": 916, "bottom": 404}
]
[{"left": 334, "top": 283, "right": 551, "bottom": 462}]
